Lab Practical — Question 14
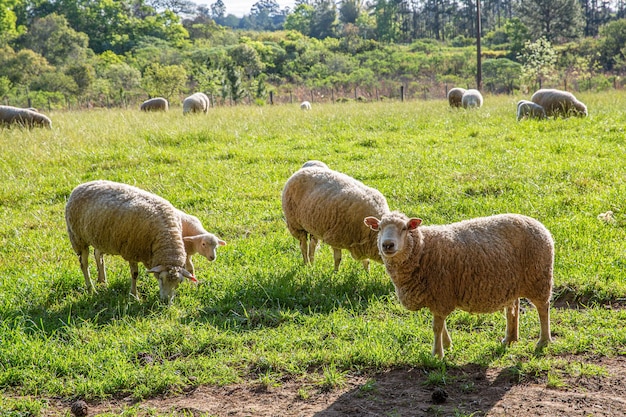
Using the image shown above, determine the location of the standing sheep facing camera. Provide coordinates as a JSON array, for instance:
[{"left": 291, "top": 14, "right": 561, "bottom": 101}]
[
  {"left": 140, "top": 97, "right": 169, "bottom": 112},
  {"left": 364, "top": 212, "right": 554, "bottom": 358},
  {"left": 461, "top": 89, "right": 483, "bottom": 109},
  {"left": 447, "top": 88, "right": 466, "bottom": 108},
  {"left": 531, "top": 88, "right": 587, "bottom": 118},
  {"left": 183, "top": 92, "right": 209, "bottom": 114},
  {"left": 176, "top": 209, "right": 226, "bottom": 276},
  {"left": 517, "top": 100, "right": 547, "bottom": 121},
  {"left": 282, "top": 161, "right": 390, "bottom": 271},
  {"left": 0, "top": 105, "right": 52, "bottom": 128},
  {"left": 65, "top": 180, "right": 196, "bottom": 303}
]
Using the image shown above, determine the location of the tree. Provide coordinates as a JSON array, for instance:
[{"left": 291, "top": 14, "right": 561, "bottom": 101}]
[
  {"left": 517, "top": 37, "right": 557, "bottom": 91},
  {"left": 339, "top": 0, "right": 362, "bottom": 24},
  {"left": 0, "top": 0, "right": 23, "bottom": 45},
  {"left": 285, "top": 3, "right": 314, "bottom": 35},
  {"left": 250, "top": 0, "right": 281, "bottom": 30},
  {"left": 2, "top": 48, "right": 52, "bottom": 87},
  {"left": 65, "top": 63, "right": 95, "bottom": 96},
  {"left": 210, "top": 0, "right": 226, "bottom": 20},
  {"left": 598, "top": 18, "right": 626, "bottom": 71},
  {"left": 141, "top": 63, "right": 187, "bottom": 99},
  {"left": 371, "top": 0, "right": 400, "bottom": 43},
  {"left": 482, "top": 58, "right": 521, "bottom": 93},
  {"left": 310, "top": 0, "right": 338, "bottom": 39},
  {"left": 515, "top": 0, "right": 584, "bottom": 42}
]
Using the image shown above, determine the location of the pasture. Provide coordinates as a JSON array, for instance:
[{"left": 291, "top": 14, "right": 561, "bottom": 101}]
[{"left": 1, "top": 93, "right": 625, "bottom": 416}]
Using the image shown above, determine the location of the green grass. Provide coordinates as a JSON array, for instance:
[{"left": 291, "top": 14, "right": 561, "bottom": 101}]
[{"left": 1, "top": 94, "right": 625, "bottom": 414}]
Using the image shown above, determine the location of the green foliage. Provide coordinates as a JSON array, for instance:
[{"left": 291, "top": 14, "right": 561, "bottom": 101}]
[
  {"left": 518, "top": 37, "right": 557, "bottom": 91},
  {"left": 141, "top": 63, "right": 187, "bottom": 100},
  {"left": 516, "top": 0, "right": 584, "bottom": 43},
  {"left": 598, "top": 18, "right": 626, "bottom": 71}
]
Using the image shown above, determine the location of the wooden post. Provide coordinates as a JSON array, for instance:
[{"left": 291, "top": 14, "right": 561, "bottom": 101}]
[
  {"left": 400, "top": 85, "right": 405, "bottom": 101},
  {"left": 269, "top": 91, "right": 274, "bottom": 105}
]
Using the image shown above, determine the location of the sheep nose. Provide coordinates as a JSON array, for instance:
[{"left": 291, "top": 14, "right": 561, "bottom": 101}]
[{"left": 382, "top": 241, "right": 395, "bottom": 251}]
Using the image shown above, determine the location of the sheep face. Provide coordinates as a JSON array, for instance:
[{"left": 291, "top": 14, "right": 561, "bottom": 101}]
[
  {"left": 364, "top": 215, "right": 422, "bottom": 257},
  {"left": 148, "top": 265, "right": 196, "bottom": 302},
  {"left": 184, "top": 234, "right": 226, "bottom": 261}
]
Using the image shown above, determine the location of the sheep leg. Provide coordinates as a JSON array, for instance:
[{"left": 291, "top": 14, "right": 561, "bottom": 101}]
[
  {"left": 502, "top": 298, "right": 520, "bottom": 345},
  {"left": 79, "top": 248, "right": 94, "bottom": 292},
  {"left": 361, "top": 259, "right": 370, "bottom": 272},
  {"left": 308, "top": 235, "right": 318, "bottom": 264},
  {"left": 332, "top": 247, "right": 342, "bottom": 271},
  {"left": 129, "top": 261, "right": 140, "bottom": 299},
  {"left": 94, "top": 249, "right": 107, "bottom": 284},
  {"left": 185, "top": 255, "right": 195, "bottom": 276},
  {"left": 533, "top": 298, "right": 552, "bottom": 349},
  {"left": 432, "top": 314, "right": 448, "bottom": 359},
  {"left": 297, "top": 231, "right": 310, "bottom": 265},
  {"left": 442, "top": 321, "right": 452, "bottom": 349}
]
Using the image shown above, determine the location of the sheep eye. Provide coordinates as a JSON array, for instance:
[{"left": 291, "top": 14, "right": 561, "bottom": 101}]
[{"left": 401, "top": 226, "right": 407, "bottom": 231}]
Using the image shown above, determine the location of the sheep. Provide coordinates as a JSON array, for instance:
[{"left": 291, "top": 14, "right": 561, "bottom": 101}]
[
  {"left": 140, "top": 97, "right": 169, "bottom": 112},
  {"left": 282, "top": 161, "right": 390, "bottom": 271},
  {"left": 0, "top": 105, "right": 52, "bottom": 128},
  {"left": 516, "top": 100, "right": 547, "bottom": 121},
  {"left": 300, "top": 101, "right": 312, "bottom": 110},
  {"left": 530, "top": 88, "right": 587, "bottom": 118},
  {"left": 65, "top": 180, "right": 196, "bottom": 302},
  {"left": 183, "top": 92, "right": 209, "bottom": 115},
  {"left": 364, "top": 211, "right": 554, "bottom": 359},
  {"left": 447, "top": 88, "right": 466, "bottom": 108},
  {"left": 177, "top": 209, "right": 226, "bottom": 275},
  {"left": 461, "top": 89, "right": 483, "bottom": 109}
]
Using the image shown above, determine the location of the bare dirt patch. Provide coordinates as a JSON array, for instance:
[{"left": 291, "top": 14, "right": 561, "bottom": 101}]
[{"left": 43, "top": 356, "right": 625, "bottom": 416}]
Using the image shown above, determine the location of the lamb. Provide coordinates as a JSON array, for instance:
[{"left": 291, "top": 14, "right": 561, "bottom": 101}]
[
  {"left": 447, "top": 87, "right": 466, "bottom": 108},
  {"left": 364, "top": 211, "right": 554, "bottom": 358},
  {"left": 140, "top": 97, "right": 169, "bottom": 112},
  {"left": 183, "top": 92, "right": 209, "bottom": 114},
  {"left": 530, "top": 88, "right": 587, "bottom": 118},
  {"left": 461, "top": 89, "right": 483, "bottom": 109},
  {"left": 517, "top": 100, "right": 547, "bottom": 121},
  {"left": 282, "top": 161, "right": 390, "bottom": 271},
  {"left": 65, "top": 180, "right": 196, "bottom": 302},
  {"left": 0, "top": 105, "right": 52, "bottom": 128},
  {"left": 300, "top": 101, "right": 312, "bottom": 110},
  {"left": 176, "top": 209, "right": 226, "bottom": 275}
]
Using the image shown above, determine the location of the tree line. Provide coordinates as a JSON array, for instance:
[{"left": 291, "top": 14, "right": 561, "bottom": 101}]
[{"left": 1, "top": 0, "right": 626, "bottom": 109}]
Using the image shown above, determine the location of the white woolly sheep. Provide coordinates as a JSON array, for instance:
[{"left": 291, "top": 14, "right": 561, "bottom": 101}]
[
  {"left": 0, "top": 105, "right": 52, "bottom": 128},
  {"left": 300, "top": 101, "right": 312, "bottom": 110},
  {"left": 517, "top": 100, "right": 547, "bottom": 121},
  {"left": 461, "top": 89, "right": 483, "bottom": 109},
  {"left": 447, "top": 88, "right": 466, "bottom": 108},
  {"left": 140, "top": 97, "right": 169, "bottom": 112},
  {"left": 364, "top": 211, "right": 554, "bottom": 358},
  {"left": 531, "top": 88, "right": 587, "bottom": 118},
  {"left": 65, "top": 180, "right": 196, "bottom": 302},
  {"left": 183, "top": 92, "right": 209, "bottom": 115},
  {"left": 177, "top": 209, "right": 226, "bottom": 275},
  {"left": 282, "top": 161, "right": 390, "bottom": 271}
]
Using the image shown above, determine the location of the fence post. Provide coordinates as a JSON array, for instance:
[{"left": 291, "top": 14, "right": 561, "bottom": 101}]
[
  {"left": 400, "top": 85, "right": 405, "bottom": 102},
  {"left": 269, "top": 91, "right": 274, "bottom": 105}
]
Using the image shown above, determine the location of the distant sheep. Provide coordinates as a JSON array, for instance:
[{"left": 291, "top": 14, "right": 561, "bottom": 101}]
[
  {"left": 65, "top": 180, "right": 196, "bottom": 302},
  {"left": 517, "top": 100, "right": 547, "bottom": 121},
  {"left": 177, "top": 209, "right": 226, "bottom": 275},
  {"left": 447, "top": 88, "right": 466, "bottom": 108},
  {"left": 300, "top": 101, "right": 312, "bottom": 110},
  {"left": 0, "top": 105, "right": 52, "bottom": 128},
  {"left": 140, "top": 97, "right": 169, "bottom": 112},
  {"left": 531, "top": 89, "right": 587, "bottom": 118},
  {"left": 183, "top": 92, "right": 209, "bottom": 114},
  {"left": 364, "top": 212, "right": 554, "bottom": 358},
  {"left": 282, "top": 161, "right": 390, "bottom": 271},
  {"left": 462, "top": 89, "right": 483, "bottom": 109}
]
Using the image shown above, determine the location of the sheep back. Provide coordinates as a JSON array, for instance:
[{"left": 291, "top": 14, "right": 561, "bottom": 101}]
[
  {"left": 461, "top": 89, "right": 483, "bottom": 109},
  {"left": 65, "top": 180, "right": 186, "bottom": 269},
  {"left": 183, "top": 93, "right": 209, "bottom": 114},
  {"left": 447, "top": 88, "right": 466, "bottom": 108},
  {"left": 300, "top": 101, "right": 312, "bottom": 110},
  {"left": 0, "top": 105, "right": 52, "bottom": 128},
  {"left": 531, "top": 89, "right": 587, "bottom": 117},
  {"left": 282, "top": 161, "right": 389, "bottom": 263},
  {"left": 140, "top": 97, "right": 169, "bottom": 112}
]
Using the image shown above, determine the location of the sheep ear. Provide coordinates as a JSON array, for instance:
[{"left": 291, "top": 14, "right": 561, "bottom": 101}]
[
  {"left": 218, "top": 239, "right": 226, "bottom": 246},
  {"left": 407, "top": 218, "right": 422, "bottom": 230},
  {"left": 148, "top": 265, "right": 167, "bottom": 274},
  {"left": 364, "top": 216, "right": 380, "bottom": 231},
  {"left": 181, "top": 268, "right": 197, "bottom": 282}
]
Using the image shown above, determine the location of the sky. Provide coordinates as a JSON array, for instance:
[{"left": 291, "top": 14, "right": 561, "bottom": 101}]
[{"left": 201, "top": 0, "right": 297, "bottom": 17}]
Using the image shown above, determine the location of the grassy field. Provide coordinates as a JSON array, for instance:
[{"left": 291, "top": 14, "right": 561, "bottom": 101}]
[{"left": 1, "top": 93, "right": 625, "bottom": 415}]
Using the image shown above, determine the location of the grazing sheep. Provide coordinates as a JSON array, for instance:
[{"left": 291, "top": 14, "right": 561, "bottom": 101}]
[
  {"left": 0, "top": 105, "right": 52, "bottom": 128},
  {"left": 183, "top": 92, "right": 209, "bottom": 114},
  {"left": 300, "top": 101, "right": 312, "bottom": 110},
  {"left": 177, "top": 209, "right": 226, "bottom": 275},
  {"left": 364, "top": 211, "right": 554, "bottom": 358},
  {"left": 531, "top": 88, "right": 587, "bottom": 118},
  {"left": 140, "top": 97, "right": 169, "bottom": 112},
  {"left": 282, "top": 161, "right": 390, "bottom": 271},
  {"left": 65, "top": 180, "right": 196, "bottom": 302},
  {"left": 517, "top": 100, "right": 547, "bottom": 121},
  {"left": 461, "top": 89, "right": 483, "bottom": 109},
  {"left": 447, "top": 88, "right": 466, "bottom": 108}
]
